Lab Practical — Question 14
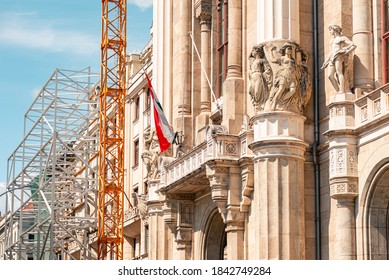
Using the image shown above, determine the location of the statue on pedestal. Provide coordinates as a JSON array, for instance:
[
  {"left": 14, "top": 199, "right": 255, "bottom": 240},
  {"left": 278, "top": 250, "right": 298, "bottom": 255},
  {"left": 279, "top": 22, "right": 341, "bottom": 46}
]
[{"left": 321, "top": 24, "right": 356, "bottom": 93}]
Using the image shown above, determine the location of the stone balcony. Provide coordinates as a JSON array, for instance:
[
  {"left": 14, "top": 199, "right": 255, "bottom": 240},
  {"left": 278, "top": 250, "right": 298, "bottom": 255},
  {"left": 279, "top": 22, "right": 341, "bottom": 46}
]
[
  {"left": 124, "top": 207, "right": 139, "bottom": 224},
  {"left": 355, "top": 84, "right": 389, "bottom": 129},
  {"left": 159, "top": 125, "right": 253, "bottom": 192}
]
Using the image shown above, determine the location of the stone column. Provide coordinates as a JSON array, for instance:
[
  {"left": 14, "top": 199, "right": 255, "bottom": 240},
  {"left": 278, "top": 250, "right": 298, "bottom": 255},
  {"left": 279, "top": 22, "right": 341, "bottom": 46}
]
[
  {"left": 173, "top": 0, "right": 192, "bottom": 149},
  {"left": 195, "top": 0, "right": 212, "bottom": 142},
  {"left": 147, "top": 179, "right": 167, "bottom": 260},
  {"left": 353, "top": 0, "right": 374, "bottom": 91},
  {"left": 222, "top": 0, "right": 244, "bottom": 134},
  {"left": 326, "top": 93, "right": 358, "bottom": 260},
  {"left": 257, "top": 0, "right": 300, "bottom": 43},
  {"left": 249, "top": 112, "right": 308, "bottom": 259},
  {"left": 225, "top": 206, "right": 245, "bottom": 259}
]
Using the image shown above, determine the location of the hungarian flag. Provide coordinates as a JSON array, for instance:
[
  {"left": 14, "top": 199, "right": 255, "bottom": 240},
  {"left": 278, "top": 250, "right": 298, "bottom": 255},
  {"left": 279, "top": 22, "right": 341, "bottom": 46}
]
[{"left": 145, "top": 73, "right": 176, "bottom": 153}]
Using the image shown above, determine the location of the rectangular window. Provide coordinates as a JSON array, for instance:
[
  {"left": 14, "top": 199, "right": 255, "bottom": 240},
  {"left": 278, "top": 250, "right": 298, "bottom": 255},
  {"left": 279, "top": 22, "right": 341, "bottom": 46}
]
[
  {"left": 134, "top": 140, "right": 139, "bottom": 167},
  {"left": 145, "top": 89, "right": 150, "bottom": 111},
  {"left": 134, "top": 97, "right": 140, "bottom": 121},
  {"left": 383, "top": 0, "right": 389, "bottom": 83},
  {"left": 145, "top": 225, "right": 149, "bottom": 255},
  {"left": 216, "top": 0, "right": 228, "bottom": 98}
]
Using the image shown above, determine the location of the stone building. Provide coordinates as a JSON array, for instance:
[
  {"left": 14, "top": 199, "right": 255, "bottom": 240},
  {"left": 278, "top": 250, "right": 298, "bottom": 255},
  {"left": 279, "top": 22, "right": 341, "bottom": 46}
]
[{"left": 122, "top": 0, "right": 389, "bottom": 260}]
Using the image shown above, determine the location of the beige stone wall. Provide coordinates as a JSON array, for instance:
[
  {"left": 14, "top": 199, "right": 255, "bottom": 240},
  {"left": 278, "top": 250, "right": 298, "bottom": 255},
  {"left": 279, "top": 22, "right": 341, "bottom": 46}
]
[{"left": 120, "top": 0, "right": 389, "bottom": 261}]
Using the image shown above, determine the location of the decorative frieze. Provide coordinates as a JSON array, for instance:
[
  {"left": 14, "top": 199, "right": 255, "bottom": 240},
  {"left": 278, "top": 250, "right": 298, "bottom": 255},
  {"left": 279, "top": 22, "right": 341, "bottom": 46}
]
[
  {"left": 354, "top": 84, "right": 389, "bottom": 128},
  {"left": 330, "top": 179, "right": 358, "bottom": 199},
  {"left": 329, "top": 146, "right": 358, "bottom": 178}
]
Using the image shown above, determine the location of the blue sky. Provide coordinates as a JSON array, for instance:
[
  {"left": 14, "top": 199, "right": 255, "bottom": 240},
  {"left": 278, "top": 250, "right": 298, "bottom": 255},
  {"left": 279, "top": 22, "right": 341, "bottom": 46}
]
[{"left": 0, "top": 0, "right": 153, "bottom": 214}]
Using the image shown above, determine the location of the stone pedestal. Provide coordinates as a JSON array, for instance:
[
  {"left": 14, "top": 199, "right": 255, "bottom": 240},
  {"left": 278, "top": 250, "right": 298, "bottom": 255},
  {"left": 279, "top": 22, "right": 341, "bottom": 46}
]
[
  {"left": 326, "top": 93, "right": 358, "bottom": 260},
  {"left": 249, "top": 111, "right": 308, "bottom": 259}
]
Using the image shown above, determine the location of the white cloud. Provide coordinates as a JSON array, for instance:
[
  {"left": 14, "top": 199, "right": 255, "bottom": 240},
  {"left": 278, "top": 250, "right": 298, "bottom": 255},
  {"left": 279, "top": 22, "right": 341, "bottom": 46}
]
[
  {"left": 128, "top": 0, "right": 153, "bottom": 10},
  {"left": 0, "top": 13, "right": 99, "bottom": 56}
]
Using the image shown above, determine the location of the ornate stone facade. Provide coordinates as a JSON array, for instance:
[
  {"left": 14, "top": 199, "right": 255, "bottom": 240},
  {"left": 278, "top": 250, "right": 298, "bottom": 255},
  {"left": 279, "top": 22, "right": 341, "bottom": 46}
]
[{"left": 120, "top": 0, "right": 389, "bottom": 261}]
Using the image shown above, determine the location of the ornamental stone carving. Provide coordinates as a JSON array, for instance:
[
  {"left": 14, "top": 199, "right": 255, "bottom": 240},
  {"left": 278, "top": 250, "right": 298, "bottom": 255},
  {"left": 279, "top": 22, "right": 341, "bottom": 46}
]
[
  {"left": 248, "top": 41, "right": 311, "bottom": 114},
  {"left": 141, "top": 130, "right": 160, "bottom": 180},
  {"left": 248, "top": 44, "right": 273, "bottom": 111},
  {"left": 321, "top": 24, "right": 356, "bottom": 94},
  {"left": 195, "top": 0, "right": 212, "bottom": 19}
]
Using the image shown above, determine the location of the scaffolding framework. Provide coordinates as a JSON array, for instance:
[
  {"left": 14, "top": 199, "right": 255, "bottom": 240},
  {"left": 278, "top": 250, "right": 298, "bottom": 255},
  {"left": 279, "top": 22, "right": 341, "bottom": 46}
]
[
  {"left": 4, "top": 68, "right": 99, "bottom": 260},
  {"left": 98, "top": 0, "right": 127, "bottom": 260}
]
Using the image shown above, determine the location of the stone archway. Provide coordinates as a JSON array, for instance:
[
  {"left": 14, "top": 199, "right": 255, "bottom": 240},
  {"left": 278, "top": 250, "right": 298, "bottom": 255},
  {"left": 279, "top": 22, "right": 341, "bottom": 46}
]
[
  {"left": 203, "top": 209, "right": 226, "bottom": 260},
  {"left": 364, "top": 162, "right": 389, "bottom": 260}
]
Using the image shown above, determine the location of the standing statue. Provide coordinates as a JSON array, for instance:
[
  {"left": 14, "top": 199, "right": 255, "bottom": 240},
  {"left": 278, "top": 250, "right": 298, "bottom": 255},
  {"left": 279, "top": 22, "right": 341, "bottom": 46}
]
[
  {"left": 141, "top": 130, "right": 161, "bottom": 179},
  {"left": 248, "top": 44, "right": 273, "bottom": 111},
  {"left": 268, "top": 43, "right": 298, "bottom": 111},
  {"left": 321, "top": 24, "right": 356, "bottom": 93}
]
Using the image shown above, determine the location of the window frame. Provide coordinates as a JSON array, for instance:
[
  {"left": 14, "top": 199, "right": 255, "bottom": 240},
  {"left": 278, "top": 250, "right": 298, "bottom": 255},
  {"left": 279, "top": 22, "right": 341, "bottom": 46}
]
[
  {"left": 382, "top": 0, "right": 389, "bottom": 83},
  {"left": 134, "top": 96, "right": 140, "bottom": 122},
  {"left": 133, "top": 139, "right": 139, "bottom": 167},
  {"left": 216, "top": 0, "right": 228, "bottom": 98}
]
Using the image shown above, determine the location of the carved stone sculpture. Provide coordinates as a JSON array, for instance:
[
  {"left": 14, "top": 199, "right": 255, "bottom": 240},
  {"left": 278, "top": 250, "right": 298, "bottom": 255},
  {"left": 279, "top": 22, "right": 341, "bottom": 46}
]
[
  {"left": 321, "top": 24, "right": 356, "bottom": 93},
  {"left": 268, "top": 43, "right": 298, "bottom": 111},
  {"left": 248, "top": 44, "right": 273, "bottom": 111},
  {"left": 141, "top": 130, "right": 160, "bottom": 179},
  {"left": 248, "top": 41, "right": 311, "bottom": 114}
]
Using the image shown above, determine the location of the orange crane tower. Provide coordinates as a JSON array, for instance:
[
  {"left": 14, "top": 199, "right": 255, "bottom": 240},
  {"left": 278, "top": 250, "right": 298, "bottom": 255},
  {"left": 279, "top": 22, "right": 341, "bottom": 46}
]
[{"left": 98, "top": 0, "right": 127, "bottom": 260}]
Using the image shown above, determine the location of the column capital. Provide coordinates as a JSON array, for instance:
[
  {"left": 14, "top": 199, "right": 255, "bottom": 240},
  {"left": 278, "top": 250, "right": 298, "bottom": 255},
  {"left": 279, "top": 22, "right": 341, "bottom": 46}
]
[{"left": 195, "top": 0, "right": 212, "bottom": 19}]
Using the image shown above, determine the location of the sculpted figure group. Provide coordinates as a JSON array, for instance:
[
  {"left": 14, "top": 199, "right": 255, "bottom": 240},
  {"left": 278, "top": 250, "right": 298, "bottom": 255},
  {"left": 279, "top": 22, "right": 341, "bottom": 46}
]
[
  {"left": 249, "top": 25, "right": 355, "bottom": 114},
  {"left": 248, "top": 42, "right": 311, "bottom": 114}
]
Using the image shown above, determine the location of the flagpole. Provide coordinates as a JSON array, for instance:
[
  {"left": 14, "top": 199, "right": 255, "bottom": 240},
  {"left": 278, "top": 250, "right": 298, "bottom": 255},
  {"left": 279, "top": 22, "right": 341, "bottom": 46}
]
[{"left": 188, "top": 31, "right": 218, "bottom": 107}]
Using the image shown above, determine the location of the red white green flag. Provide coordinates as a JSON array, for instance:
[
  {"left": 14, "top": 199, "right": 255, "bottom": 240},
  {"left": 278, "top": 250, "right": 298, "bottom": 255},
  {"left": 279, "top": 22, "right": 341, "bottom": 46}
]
[{"left": 145, "top": 73, "right": 176, "bottom": 153}]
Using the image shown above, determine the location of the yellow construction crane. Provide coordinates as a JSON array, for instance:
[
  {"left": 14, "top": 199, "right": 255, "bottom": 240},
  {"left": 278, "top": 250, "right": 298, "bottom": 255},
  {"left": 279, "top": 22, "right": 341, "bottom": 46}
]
[{"left": 98, "top": 0, "right": 127, "bottom": 260}]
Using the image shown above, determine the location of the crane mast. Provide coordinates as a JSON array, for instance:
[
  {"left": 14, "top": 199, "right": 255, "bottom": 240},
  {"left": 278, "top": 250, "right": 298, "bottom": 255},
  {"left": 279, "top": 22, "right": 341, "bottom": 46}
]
[{"left": 98, "top": 0, "right": 127, "bottom": 260}]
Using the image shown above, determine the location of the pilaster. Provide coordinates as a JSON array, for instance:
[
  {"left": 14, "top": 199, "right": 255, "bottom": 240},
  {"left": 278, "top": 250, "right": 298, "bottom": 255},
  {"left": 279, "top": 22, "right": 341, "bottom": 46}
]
[
  {"left": 160, "top": 193, "right": 194, "bottom": 260},
  {"left": 325, "top": 92, "right": 358, "bottom": 260},
  {"left": 195, "top": 0, "right": 212, "bottom": 143},
  {"left": 172, "top": 0, "right": 192, "bottom": 150},
  {"left": 353, "top": 0, "right": 374, "bottom": 91},
  {"left": 222, "top": 0, "right": 244, "bottom": 134}
]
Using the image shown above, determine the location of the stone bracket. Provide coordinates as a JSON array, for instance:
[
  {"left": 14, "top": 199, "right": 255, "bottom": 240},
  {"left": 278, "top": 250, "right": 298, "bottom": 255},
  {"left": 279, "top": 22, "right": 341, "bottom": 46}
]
[{"left": 239, "top": 158, "right": 254, "bottom": 212}]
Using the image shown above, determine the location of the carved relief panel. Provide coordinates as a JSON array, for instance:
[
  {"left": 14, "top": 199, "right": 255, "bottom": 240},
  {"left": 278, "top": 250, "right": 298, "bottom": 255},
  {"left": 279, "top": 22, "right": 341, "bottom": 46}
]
[{"left": 248, "top": 40, "right": 311, "bottom": 114}]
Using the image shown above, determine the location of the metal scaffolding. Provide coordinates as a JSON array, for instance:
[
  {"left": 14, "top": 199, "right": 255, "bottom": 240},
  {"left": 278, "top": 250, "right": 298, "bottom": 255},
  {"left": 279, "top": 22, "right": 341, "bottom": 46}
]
[{"left": 4, "top": 68, "right": 99, "bottom": 260}]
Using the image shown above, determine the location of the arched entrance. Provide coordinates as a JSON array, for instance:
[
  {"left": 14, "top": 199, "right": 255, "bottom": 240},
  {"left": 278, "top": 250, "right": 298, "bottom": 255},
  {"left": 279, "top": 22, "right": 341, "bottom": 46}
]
[
  {"left": 364, "top": 162, "right": 389, "bottom": 259},
  {"left": 203, "top": 209, "right": 226, "bottom": 260}
]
